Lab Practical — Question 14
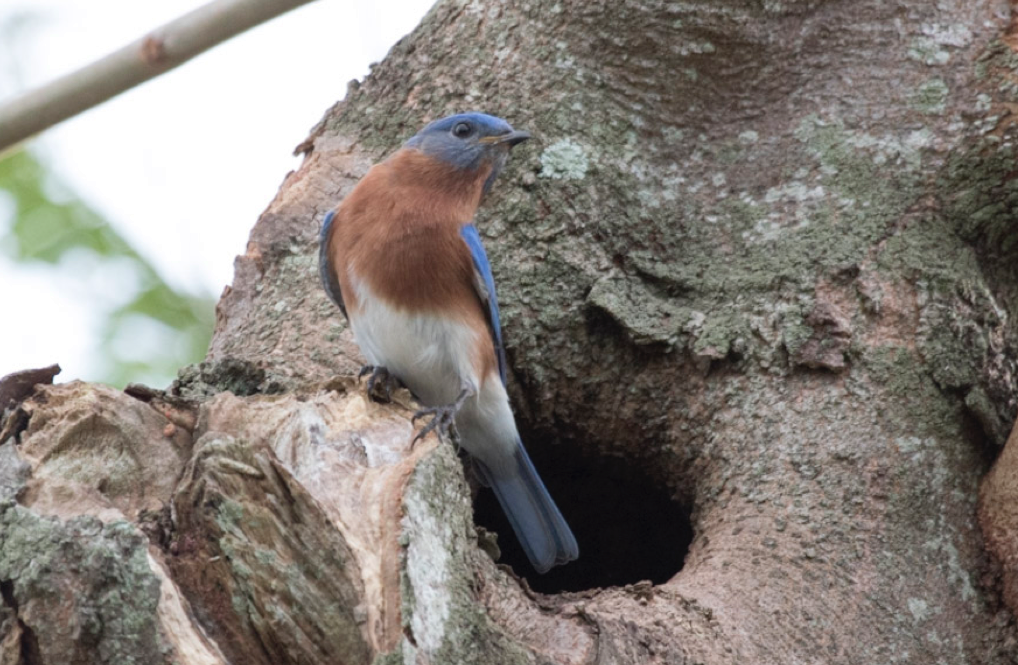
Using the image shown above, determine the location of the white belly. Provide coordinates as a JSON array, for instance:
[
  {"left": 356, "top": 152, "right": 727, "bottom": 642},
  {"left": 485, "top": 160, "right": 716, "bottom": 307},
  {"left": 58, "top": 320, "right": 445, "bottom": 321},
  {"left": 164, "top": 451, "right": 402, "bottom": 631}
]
[
  {"left": 349, "top": 278, "right": 481, "bottom": 406},
  {"left": 348, "top": 276, "right": 519, "bottom": 468}
]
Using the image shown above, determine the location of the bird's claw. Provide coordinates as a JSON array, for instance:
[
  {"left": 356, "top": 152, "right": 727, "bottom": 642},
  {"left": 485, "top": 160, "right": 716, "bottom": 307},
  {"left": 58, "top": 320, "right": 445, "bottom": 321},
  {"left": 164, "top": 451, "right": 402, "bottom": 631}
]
[
  {"left": 358, "top": 365, "right": 404, "bottom": 403},
  {"left": 411, "top": 405, "right": 460, "bottom": 446}
]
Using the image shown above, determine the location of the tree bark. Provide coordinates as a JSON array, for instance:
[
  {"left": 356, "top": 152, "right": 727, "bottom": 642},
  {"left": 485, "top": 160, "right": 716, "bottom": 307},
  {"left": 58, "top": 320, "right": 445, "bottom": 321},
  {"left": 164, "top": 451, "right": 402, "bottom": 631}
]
[{"left": 5, "top": 0, "right": 1018, "bottom": 663}]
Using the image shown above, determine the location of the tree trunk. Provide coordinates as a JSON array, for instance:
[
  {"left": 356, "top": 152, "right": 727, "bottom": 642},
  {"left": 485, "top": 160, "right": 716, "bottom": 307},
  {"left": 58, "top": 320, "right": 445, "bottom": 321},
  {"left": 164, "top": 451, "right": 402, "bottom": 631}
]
[{"left": 4, "top": 0, "right": 1018, "bottom": 662}]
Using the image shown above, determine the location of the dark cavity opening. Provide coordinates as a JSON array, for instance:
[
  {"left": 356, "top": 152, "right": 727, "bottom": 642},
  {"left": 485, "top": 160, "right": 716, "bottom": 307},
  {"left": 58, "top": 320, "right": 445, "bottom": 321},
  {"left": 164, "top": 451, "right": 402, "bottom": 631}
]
[
  {"left": 472, "top": 430, "right": 693, "bottom": 594},
  {"left": 2, "top": 579, "right": 43, "bottom": 665}
]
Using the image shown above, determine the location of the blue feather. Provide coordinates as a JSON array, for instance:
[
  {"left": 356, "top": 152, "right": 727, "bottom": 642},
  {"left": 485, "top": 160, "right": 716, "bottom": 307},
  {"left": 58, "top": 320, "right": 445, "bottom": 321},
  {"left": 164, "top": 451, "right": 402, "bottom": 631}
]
[
  {"left": 319, "top": 209, "right": 335, "bottom": 243},
  {"left": 460, "top": 224, "right": 507, "bottom": 385},
  {"left": 404, "top": 112, "right": 516, "bottom": 175},
  {"left": 318, "top": 210, "right": 347, "bottom": 319}
]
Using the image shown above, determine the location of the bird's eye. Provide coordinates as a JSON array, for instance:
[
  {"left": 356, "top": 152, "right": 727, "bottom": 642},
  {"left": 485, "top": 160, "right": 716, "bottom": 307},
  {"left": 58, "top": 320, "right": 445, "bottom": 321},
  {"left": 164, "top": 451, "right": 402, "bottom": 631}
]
[{"left": 452, "top": 122, "right": 472, "bottom": 138}]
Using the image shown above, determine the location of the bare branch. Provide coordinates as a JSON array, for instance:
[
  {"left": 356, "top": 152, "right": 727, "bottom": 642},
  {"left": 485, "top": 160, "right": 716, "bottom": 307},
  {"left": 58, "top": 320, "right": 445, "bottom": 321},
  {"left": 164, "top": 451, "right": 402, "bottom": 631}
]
[{"left": 0, "top": 0, "right": 318, "bottom": 154}]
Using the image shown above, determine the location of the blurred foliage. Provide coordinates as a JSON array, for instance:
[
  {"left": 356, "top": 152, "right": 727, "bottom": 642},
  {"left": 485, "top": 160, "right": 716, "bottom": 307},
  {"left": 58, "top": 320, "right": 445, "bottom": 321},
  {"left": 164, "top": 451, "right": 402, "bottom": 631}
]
[{"left": 0, "top": 148, "right": 215, "bottom": 387}]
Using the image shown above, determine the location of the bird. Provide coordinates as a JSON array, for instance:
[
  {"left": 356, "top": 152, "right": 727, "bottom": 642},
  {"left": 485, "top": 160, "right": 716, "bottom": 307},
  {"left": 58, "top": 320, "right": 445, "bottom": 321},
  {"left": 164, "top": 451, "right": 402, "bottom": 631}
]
[{"left": 318, "top": 112, "right": 578, "bottom": 574}]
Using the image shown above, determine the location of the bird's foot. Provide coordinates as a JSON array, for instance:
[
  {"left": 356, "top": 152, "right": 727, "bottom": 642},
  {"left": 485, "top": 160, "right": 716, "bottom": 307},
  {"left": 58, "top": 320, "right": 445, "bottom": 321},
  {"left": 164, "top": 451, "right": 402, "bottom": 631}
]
[
  {"left": 411, "top": 386, "right": 473, "bottom": 446},
  {"left": 358, "top": 365, "right": 404, "bottom": 403},
  {"left": 411, "top": 405, "right": 460, "bottom": 445}
]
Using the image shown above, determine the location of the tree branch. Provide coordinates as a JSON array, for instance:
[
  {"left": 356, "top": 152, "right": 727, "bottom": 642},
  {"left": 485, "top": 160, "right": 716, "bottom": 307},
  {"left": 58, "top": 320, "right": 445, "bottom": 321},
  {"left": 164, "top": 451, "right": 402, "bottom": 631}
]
[{"left": 0, "top": 0, "right": 318, "bottom": 155}]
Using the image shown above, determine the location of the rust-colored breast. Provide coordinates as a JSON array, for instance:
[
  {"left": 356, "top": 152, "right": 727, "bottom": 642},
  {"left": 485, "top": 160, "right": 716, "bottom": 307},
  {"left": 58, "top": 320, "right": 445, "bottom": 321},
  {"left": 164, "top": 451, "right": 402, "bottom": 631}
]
[
  {"left": 323, "top": 148, "right": 500, "bottom": 380},
  {"left": 327, "top": 149, "right": 490, "bottom": 313}
]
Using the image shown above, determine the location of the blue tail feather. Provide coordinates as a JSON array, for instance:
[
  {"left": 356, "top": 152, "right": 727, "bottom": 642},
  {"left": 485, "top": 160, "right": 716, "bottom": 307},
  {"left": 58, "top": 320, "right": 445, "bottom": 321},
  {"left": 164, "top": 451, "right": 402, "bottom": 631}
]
[{"left": 477, "top": 443, "right": 578, "bottom": 574}]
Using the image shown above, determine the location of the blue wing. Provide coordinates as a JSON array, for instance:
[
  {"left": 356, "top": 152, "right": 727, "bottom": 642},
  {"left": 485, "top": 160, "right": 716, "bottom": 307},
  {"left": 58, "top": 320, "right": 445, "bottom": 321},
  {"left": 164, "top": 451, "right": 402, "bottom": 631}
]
[
  {"left": 318, "top": 210, "right": 348, "bottom": 320},
  {"left": 460, "top": 224, "right": 507, "bottom": 385}
]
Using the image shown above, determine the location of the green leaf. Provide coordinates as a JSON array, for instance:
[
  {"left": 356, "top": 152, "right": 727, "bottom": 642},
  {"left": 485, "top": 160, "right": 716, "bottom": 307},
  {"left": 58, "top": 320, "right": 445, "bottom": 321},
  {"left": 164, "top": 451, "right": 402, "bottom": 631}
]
[{"left": 1, "top": 148, "right": 215, "bottom": 387}]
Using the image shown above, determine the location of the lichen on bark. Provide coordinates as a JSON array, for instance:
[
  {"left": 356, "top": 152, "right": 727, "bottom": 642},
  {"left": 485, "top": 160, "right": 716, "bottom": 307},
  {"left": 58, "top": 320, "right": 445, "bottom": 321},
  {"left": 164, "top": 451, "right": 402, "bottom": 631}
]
[
  {"left": 399, "top": 443, "right": 531, "bottom": 665},
  {"left": 0, "top": 504, "right": 164, "bottom": 665}
]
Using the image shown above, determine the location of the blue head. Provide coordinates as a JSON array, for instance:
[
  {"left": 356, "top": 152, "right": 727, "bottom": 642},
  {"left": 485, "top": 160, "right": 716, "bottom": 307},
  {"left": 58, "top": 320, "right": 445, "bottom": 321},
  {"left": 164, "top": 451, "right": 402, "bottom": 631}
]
[{"left": 405, "top": 113, "right": 530, "bottom": 194}]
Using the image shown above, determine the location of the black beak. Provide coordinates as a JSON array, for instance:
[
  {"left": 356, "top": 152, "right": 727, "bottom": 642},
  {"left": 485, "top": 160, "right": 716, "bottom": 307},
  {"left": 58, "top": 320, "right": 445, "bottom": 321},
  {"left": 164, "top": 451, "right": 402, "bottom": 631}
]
[{"left": 498, "top": 130, "right": 531, "bottom": 147}]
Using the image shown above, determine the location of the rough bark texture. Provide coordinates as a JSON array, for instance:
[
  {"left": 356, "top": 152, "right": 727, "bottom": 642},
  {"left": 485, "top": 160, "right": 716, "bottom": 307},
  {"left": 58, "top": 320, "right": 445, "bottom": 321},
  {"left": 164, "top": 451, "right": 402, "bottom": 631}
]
[
  {"left": 982, "top": 420, "right": 1018, "bottom": 629},
  {"left": 4, "top": 0, "right": 1018, "bottom": 663}
]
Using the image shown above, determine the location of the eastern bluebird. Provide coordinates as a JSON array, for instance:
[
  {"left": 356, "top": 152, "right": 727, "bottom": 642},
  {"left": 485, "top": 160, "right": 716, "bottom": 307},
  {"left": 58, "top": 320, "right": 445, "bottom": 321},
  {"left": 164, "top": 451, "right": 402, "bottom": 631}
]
[{"left": 319, "top": 113, "right": 578, "bottom": 573}]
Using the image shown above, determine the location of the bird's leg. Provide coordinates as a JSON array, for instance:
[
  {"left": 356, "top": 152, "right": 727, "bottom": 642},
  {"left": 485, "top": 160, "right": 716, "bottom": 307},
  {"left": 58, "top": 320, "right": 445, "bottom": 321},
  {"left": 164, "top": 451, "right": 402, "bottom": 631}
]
[
  {"left": 411, "top": 384, "right": 474, "bottom": 446},
  {"left": 358, "top": 365, "right": 405, "bottom": 403}
]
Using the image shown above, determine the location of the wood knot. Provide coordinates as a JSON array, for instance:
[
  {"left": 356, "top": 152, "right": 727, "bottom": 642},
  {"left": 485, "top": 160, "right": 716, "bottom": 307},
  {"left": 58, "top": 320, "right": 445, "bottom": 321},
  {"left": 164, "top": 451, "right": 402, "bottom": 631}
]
[
  {"left": 792, "top": 301, "right": 853, "bottom": 372},
  {"left": 141, "top": 35, "right": 167, "bottom": 65}
]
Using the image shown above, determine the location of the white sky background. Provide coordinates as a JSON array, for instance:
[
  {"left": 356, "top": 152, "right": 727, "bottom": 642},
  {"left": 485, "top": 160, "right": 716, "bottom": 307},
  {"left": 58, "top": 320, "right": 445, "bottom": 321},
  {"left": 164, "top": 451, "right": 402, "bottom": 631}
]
[{"left": 0, "top": 0, "right": 435, "bottom": 384}]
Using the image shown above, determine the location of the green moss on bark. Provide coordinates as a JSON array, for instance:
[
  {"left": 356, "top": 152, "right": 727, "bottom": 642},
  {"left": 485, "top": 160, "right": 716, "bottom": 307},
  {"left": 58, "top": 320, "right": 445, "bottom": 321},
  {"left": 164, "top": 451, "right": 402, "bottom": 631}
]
[{"left": 0, "top": 502, "right": 165, "bottom": 664}]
